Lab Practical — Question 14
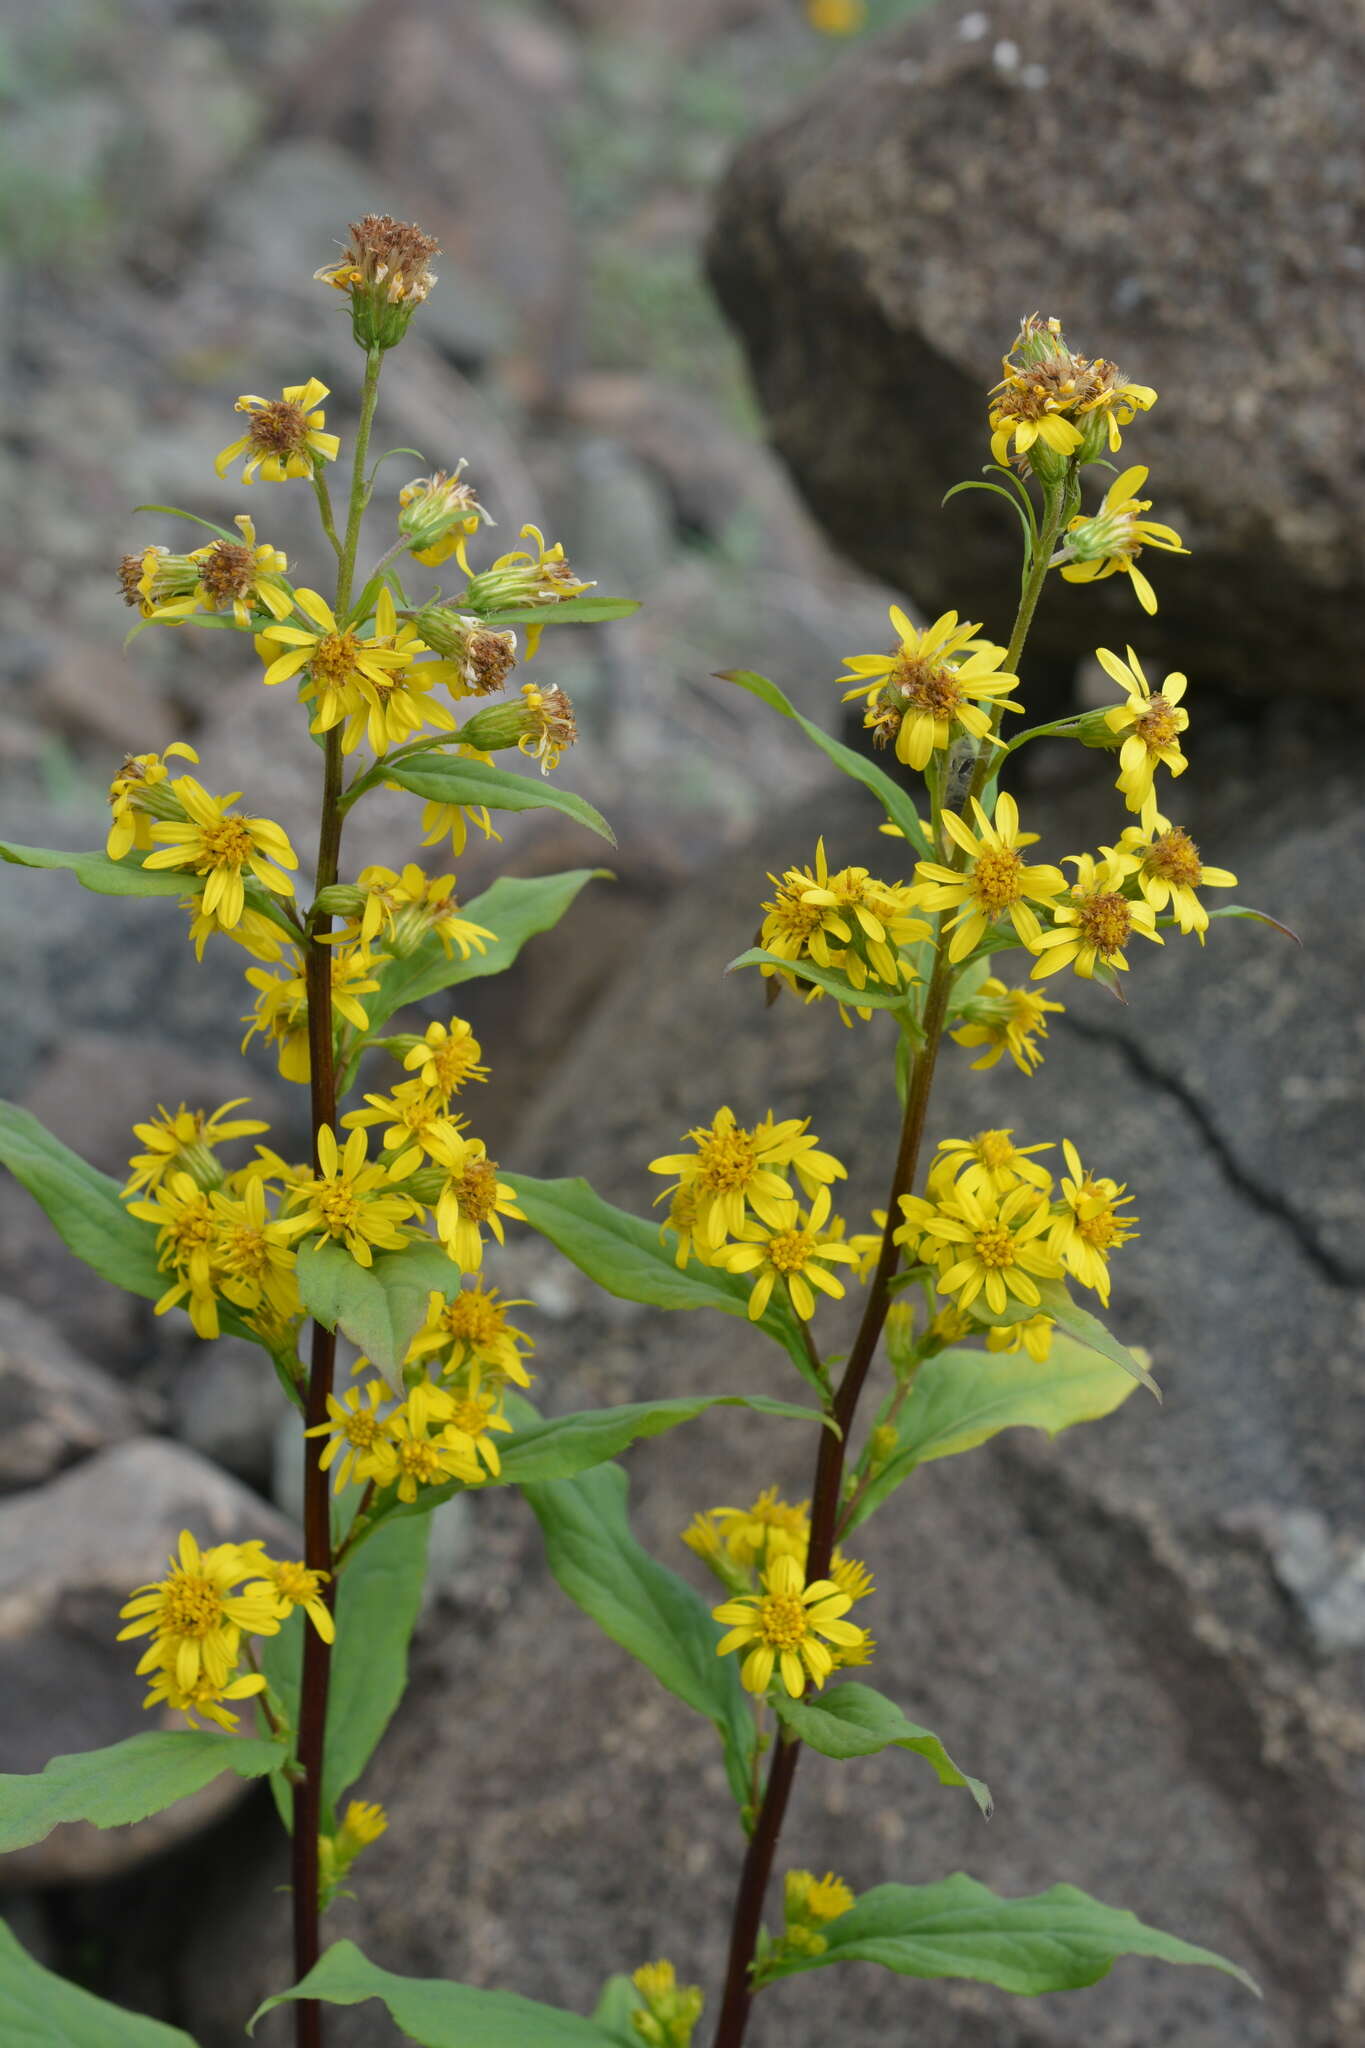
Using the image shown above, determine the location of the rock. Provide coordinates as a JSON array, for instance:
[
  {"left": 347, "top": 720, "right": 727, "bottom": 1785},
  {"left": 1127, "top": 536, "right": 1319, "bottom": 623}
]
[
  {"left": 0, "top": 1438, "right": 296, "bottom": 1888},
  {"left": 706, "top": 0, "right": 1365, "bottom": 697},
  {"left": 164, "top": 727, "right": 1365, "bottom": 2046},
  {"left": 0, "top": 1295, "right": 143, "bottom": 1493},
  {"left": 168, "top": 1339, "right": 283, "bottom": 1492}
]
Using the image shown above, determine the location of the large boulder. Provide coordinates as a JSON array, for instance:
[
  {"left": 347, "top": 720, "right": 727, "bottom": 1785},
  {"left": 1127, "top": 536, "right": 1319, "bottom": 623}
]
[
  {"left": 706, "top": 0, "right": 1365, "bottom": 698},
  {"left": 155, "top": 712, "right": 1365, "bottom": 2047}
]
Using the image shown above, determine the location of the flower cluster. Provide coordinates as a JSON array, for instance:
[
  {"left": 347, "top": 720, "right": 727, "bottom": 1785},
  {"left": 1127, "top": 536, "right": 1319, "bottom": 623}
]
[
  {"left": 776, "top": 1868, "right": 857, "bottom": 1958},
  {"left": 629, "top": 1959, "right": 703, "bottom": 2048},
  {"left": 116, "top": 1530, "right": 332, "bottom": 1730},
  {"left": 988, "top": 311, "right": 1156, "bottom": 469},
  {"left": 758, "top": 839, "right": 929, "bottom": 1021}
]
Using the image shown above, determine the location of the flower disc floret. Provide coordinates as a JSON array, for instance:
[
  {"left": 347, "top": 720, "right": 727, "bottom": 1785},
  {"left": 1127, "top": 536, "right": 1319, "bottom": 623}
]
[
  {"left": 713, "top": 1551, "right": 868, "bottom": 1697},
  {"left": 305, "top": 1381, "right": 399, "bottom": 1491}
]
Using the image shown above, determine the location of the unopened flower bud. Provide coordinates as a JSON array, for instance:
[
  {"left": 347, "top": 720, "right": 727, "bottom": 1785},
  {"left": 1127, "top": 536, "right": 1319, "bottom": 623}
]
[
  {"left": 867, "top": 1422, "right": 899, "bottom": 1472},
  {"left": 312, "top": 883, "right": 370, "bottom": 918},
  {"left": 315, "top": 214, "right": 439, "bottom": 352},
  {"left": 1074, "top": 706, "right": 1123, "bottom": 751},
  {"left": 883, "top": 1301, "right": 919, "bottom": 1374}
]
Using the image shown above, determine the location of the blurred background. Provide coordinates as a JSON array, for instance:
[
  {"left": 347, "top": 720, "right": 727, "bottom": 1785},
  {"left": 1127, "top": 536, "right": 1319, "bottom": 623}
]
[{"left": 1, "top": 1, "right": 1363, "bottom": 2044}]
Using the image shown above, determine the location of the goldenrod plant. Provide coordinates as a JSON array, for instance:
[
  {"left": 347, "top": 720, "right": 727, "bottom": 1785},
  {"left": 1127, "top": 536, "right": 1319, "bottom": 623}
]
[{"left": 0, "top": 233, "right": 1271, "bottom": 2048}]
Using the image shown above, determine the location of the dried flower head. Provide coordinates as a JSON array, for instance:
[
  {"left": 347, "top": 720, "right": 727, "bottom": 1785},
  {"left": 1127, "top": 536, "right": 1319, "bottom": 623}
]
[{"left": 316, "top": 213, "right": 440, "bottom": 350}]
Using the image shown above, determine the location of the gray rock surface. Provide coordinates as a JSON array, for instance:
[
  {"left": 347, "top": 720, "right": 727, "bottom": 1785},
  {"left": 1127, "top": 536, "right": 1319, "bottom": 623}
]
[
  {"left": 0, "top": 1295, "right": 144, "bottom": 1493},
  {"left": 706, "top": 0, "right": 1365, "bottom": 697},
  {"left": 0, "top": 1437, "right": 297, "bottom": 1887},
  {"left": 161, "top": 725, "right": 1365, "bottom": 2046}
]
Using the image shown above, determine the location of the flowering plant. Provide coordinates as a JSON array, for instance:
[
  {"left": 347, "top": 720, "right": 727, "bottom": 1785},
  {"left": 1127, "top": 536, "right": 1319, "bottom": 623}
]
[{"left": 0, "top": 239, "right": 1272, "bottom": 2048}]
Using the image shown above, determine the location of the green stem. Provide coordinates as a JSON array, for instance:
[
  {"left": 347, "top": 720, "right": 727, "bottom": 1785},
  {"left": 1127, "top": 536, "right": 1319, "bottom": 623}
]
[
  {"left": 312, "top": 468, "right": 342, "bottom": 562},
  {"left": 292, "top": 347, "right": 384, "bottom": 2048},
  {"left": 708, "top": 466, "right": 1070, "bottom": 2048}
]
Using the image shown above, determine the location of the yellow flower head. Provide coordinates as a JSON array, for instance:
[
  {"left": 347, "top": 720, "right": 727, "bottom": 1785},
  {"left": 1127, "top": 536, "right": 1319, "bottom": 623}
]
[
  {"left": 806, "top": 0, "right": 866, "bottom": 34},
  {"left": 988, "top": 314, "right": 1156, "bottom": 467},
  {"left": 386, "top": 1380, "right": 483, "bottom": 1501},
  {"left": 216, "top": 378, "right": 340, "bottom": 484},
  {"left": 986, "top": 1313, "right": 1055, "bottom": 1363},
  {"left": 759, "top": 838, "right": 929, "bottom": 1017},
  {"left": 1096, "top": 646, "right": 1191, "bottom": 823},
  {"left": 123, "top": 1098, "right": 268, "bottom": 1198},
  {"left": 143, "top": 776, "right": 297, "bottom": 932},
  {"left": 406, "top": 1284, "right": 536, "bottom": 1390},
  {"left": 1114, "top": 812, "right": 1236, "bottom": 941},
  {"left": 629, "top": 1959, "right": 703, "bottom": 2048},
  {"left": 398, "top": 463, "right": 493, "bottom": 571},
  {"left": 712, "top": 1487, "right": 811, "bottom": 1572},
  {"left": 241, "top": 941, "right": 385, "bottom": 1085},
  {"left": 785, "top": 1867, "right": 856, "bottom": 1926},
  {"left": 145, "top": 515, "right": 294, "bottom": 630},
  {"left": 911, "top": 791, "right": 1066, "bottom": 964},
  {"left": 1047, "top": 1140, "right": 1138, "bottom": 1307},
  {"left": 713, "top": 1551, "right": 869, "bottom": 1697},
  {"left": 464, "top": 524, "right": 594, "bottom": 656},
  {"left": 932, "top": 1129, "right": 1055, "bottom": 1202},
  {"left": 281, "top": 1125, "right": 419, "bottom": 1268},
  {"left": 718, "top": 1185, "right": 862, "bottom": 1321},
  {"left": 305, "top": 1380, "right": 400, "bottom": 1492},
  {"left": 1029, "top": 850, "right": 1164, "bottom": 982},
  {"left": 337, "top": 1798, "right": 388, "bottom": 1852},
  {"left": 106, "top": 741, "right": 200, "bottom": 860},
  {"left": 840, "top": 607, "right": 1022, "bottom": 772},
  {"left": 651, "top": 1106, "right": 805, "bottom": 1251},
  {"left": 1061, "top": 466, "right": 1188, "bottom": 615},
  {"left": 898, "top": 1179, "right": 1061, "bottom": 1320},
  {"left": 949, "top": 975, "right": 1065, "bottom": 1075},
  {"left": 517, "top": 680, "right": 578, "bottom": 774},
  {"left": 347, "top": 863, "right": 495, "bottom": 960},
  {"left": 423, "top": 1126, "right": 525, "bottom": 1272},
  {"left": 117, "top": 1530, "right": 281, "bottom": 1694},
  {"left": 210, "top": 1173, "right": 303, "bottom": 1329},
  {"left": 141, "top": 1665, "right": 267, "bottom": 1733},
  {"left": 242, "top": 1552, "right": 335, "bottom": 1644},
  {"left": 256, "top": 587, "right": 422, "bottom": 743},
  {"left": 315, "top": 212, "right": 439, "bottom": 349},
  {"left": 401, "top": 1017, "right": 490, "bottom": 1099},
  {"left": 342, "top": 1079, "right": 454, "bottom": 1163},
  {"left": 401, "top": 607, "right": 518, "bottom": 697},
  {"left": 124, "top": 1169, "right": 224, "bottom": 1339}
]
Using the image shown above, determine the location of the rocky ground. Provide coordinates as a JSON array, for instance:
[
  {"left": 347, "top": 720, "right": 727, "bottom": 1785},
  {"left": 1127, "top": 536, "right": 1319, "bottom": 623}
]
[{"left": 2, "top": 1, "right": 1363, "bottom": 2045}]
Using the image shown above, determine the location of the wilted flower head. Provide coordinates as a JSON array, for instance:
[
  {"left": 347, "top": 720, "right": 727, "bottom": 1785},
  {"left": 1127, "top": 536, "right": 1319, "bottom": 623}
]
[
  {"left": 315, "top": 213, "right": 439, "bottom": 350},
  {"left": 398, "top": 462, "right": 492, "bottom": 571}
]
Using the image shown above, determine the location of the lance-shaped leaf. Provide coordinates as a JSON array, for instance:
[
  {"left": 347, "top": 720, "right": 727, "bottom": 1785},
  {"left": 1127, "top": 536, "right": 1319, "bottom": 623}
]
[
  {"left": 295, "top": 1238, "right": 458, "bottom": 1379},
  {"left": 771, "top": 1683, "right": 991, "bottom": 1816},
  {"left": 0, "top": 1730, "right": 283, "bottom": 1854},
  {"left": 473, "top": 595, "right": 640, "bottom": 628},
  {"left": 761, "top": 1872, "right": 1259, "bottom": 1996},
  {"left": 1201, "top": 902, "right": 1299, "bottom": 943},
  {"left": 845, "top": 1334, "right": 1141, "bottom": 1532},
  {"left": 591, "top": 1976, "right": 645, "bottom": 2048},
  {"left": 259, "top": 1514, "right": 429, "bottom": 1825},
  {"left": 0, "top": 1920, "right": 198, "bottom": 2046},
  {"left": 0, "top": 1103, "right": 270, "bottom": 1353},
  {"left": 522, "top": 1461, "right": 757, "bottom": 1810},
  {"left": 505, "top": 1172, "right": 822, "bottom": 1394},
  {"left": 251, "top": 1939, "right": 624, "bottom": 2043},
  {"left": 385, "top": 756, "right": 615, "bottom": 846},
  {"left": 354, "top": 868, "right": 607, "bottom": 1055},
  {"left": 726, "top": 947, "right": 915, "bottom": 1015},
  {"left": 719, "top": 669, "right": 932, "bottom": 854},
  {"left": 962, "top": 1275, "right": 1158, "bottom": 1396},
  {"left": 0, "top": 843, "right": 297, "bottom": 937}
]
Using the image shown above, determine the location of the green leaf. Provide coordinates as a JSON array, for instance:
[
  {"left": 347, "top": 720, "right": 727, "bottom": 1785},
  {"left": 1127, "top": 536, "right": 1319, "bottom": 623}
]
[
  {"left": 0, "top": 1105, "right": 276, "bottom": 1354},
  {"left": 385, "top": 755, "right": 615, "bottom": 846},
  {"left": 472, "top": 595, "right": 640, "bottom": 628},
  {"left": 0, "top": 1919, "right": 198, "bottom": 2046},
  {"left": 505, "top": 1172, "right": 820, "bottom": 1394},
  {"left": 0, "top": 1731, "right": 283, "bottom": 1854},
  {"left": 956, "top": 1274, "right": 1158, "bottom": 1395},
  {"left": 132, "top": 502, "right": 241, "bottom": 542},
  {"left": 846, "top": 1335, "right": 1141, "bottom": 1532},
  {"left": 522, "top": 1462, "right": 756, "bottom": 1811},
  {"left": 252, "top": 1941, "right": 622, "bottom": 2043},
  {"left": 259, "top": 1514, "right": 429, "bottom": 1825},
  {"left": 590, "top": 1975, "right": 643, "bottom": 2047},
  {"left": 719, "top": 669, "right": 931, "bottom": 855},
  {"left": 772, "top": 1683, "right": 991, "bottom": 1814},
  {"left": 353, "top": 869, "right": 607, "bottom": 1059},
  {"left": 1202, "top": 902, "right": 1300, "bottom": 944},
  {"left": 725, "top": 947, "right": 913, "bottom": 1014},
  {"left": 0, "top": 842, "right": 193, "bottom": 900},
  {"left": 762, "top": 1872, "right": 1259, "bottom": 1996},
  {"left": 295, "top": 1238, "right": 458, "bottom": 1378}
]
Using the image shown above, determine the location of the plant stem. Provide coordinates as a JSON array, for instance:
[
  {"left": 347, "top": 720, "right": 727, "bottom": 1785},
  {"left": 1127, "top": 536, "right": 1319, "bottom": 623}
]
[
  {"left": 708, "top": 472, "right": 1070, "bottom": 2048},
  {"left": 291, "top": 345, "right": 384, "bottom": 2048}
]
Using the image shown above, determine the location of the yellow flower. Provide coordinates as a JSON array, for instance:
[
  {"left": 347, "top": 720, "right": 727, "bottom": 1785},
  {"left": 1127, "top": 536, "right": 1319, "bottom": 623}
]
[
  {"left": 401, "top": 608, "right": 518, "bottom": 697},
  {"left": 1114, "top": 812, "right": 1236, "bottom": 940},
  {"left": 123, "top": 1099, "right": 268, "bottom": 1198},
  {"left": 986, "top": 1314, "right": 1055, "bottom": 1363},
  {"left": 1047, "top": 1141, "right": 1138, "bottom": 1306},
  {"left": 717, "top": 1184, "right": 861, "bottom": 1322},
  {"left": 712, "top": 1488, "right": 811, "bottom": 1571},
  {"left": 1095, "top": 645, "right": 1191, "bottom": 822},
  {"left": 125, "top": 1169, "right": 223, "bottom": 1338},
  {"left": 441, "top": 1389, "right": 512, "bottom": 1477},
  {"left": 141, "top": 1666, "right": 268, "bottom": 1732},
  {"left": 210, "top": 1173, "right": 302, "bottom": 1327},
  {"left": 806, "top": 0, "right": 865, "bottom": 32},
  {"left": 305, "top": 1380, "right": 399, "bottom": 1491},
  {"left": 759, "top": 839, "right": 928, "bottom": 1015},
  {"left": 241, "top": 943, "right": 385, "bottom": 1084},
  {"left": 932, "top": 1130, "right": 1055, "bottom": 1201},
  {"left": 629, "top": 1958, "right": 703, "bottom": 2048},
  {"left": 1029, "top": 851, "right": 1164, "bottom": 981},
  {"left": 911, "top": 792, "right": 1066, "bottom": 963},
  {"left": 901, "top": 1180, "right": 1061, "bottom": 1319},
  {"left": 342, "top": 655, "right": 460, "bottom": 758},
  {"left": 240, "top": 1552, "right": 335, "bottom": 1643},
  {"left": 517, "top": 680, "right": 578, "bottom": 772},
  {"left": 829, "top": 1552, "right": 874, "bottom": 1604},
  {"left": 337, "top": 1798, "right": 387, "bottom": 1850},
  {"left": 417, "top": 747, "right": 504, "bottom": 858},
  {"left": 144, "top": 776, "right": 297, "bottom": 931},
  {"left": 423, "top": 1128, "right": 524, "bottom": 1271},
  {"left": 215, "top": 377, "right": 340, "bottom": 484},
  {"left": 315, "top": 211, "right": 439, "bottom": 349},
  {"left": 649, "top": 1106, "right": 804, "bottom": 1251},
  {"left": 282, "top": 1126, "right": 418, "bottom": 1267},
  {"left": 948, "top": 975, "right": 1064, "bottom": 1075},
  {"left": 988, "top": 315, "right": 1156, "bottom": 466},
  {"left": 786, "top": 1868, "right": 856, "bottom": 1925},
  {"left": 1061, "top": 466, "right": 1188, "bottom": 615},
  {"left": 839, "top": 607, "right": 1022, "bottom": 771},
  {"left": 405, "top": 1284, "right": 535, "bottom": 1390},
  {"left": 106, "top": 742, "right": 200, "bottom": 860},
  {"left": 256, "top": 587, "right": 422, "bottom": 740},
  {"left": 464, "top": 525, "right": 594, "bottom": 657},
  {"left": 401, "top": 1017, "right": 490, "bottom": 1098},
  {"left": 342, "top": 1078, "right": 452, "bottom": 1162},
  {"left": 398, "top": 463, "right": 492, "bottom": 571},
  {"left": 117, "top": 1530, "right": 280, "bottom": 1692},
  {"left": 147, "top": 515, "right": 294, "bottom": 629},
  {"left": 347, "top": 863, "right": 494, "bottom": 959},
  {"left": 385, "top": 1381, "right": 483, "bottom": 1501},
  {"left": 713, "top": 1551, "right": 868, "bottom": 1697}
]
